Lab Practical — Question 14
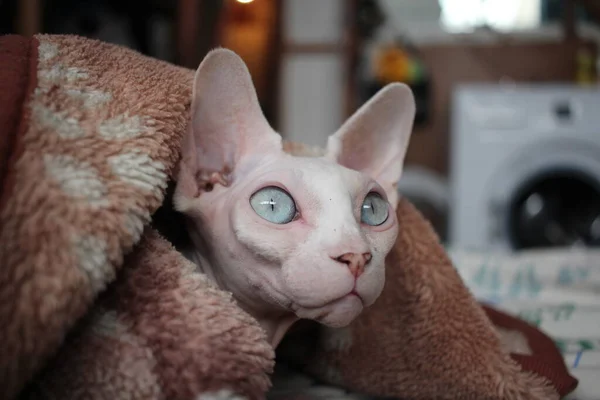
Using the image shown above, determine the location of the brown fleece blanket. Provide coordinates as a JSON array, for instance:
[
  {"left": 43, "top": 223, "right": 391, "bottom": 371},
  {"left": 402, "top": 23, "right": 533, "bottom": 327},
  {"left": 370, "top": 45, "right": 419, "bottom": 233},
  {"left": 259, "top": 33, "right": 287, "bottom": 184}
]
[{"left": 0, "top": 34, "right": 577, "bottom": 400}]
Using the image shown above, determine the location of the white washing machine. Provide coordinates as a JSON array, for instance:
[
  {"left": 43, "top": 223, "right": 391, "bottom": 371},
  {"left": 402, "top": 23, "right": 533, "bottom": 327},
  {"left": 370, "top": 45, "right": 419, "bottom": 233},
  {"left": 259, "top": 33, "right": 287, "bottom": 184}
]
[{"left": 449, "top": 84, "right": 600, "bottom": 251}]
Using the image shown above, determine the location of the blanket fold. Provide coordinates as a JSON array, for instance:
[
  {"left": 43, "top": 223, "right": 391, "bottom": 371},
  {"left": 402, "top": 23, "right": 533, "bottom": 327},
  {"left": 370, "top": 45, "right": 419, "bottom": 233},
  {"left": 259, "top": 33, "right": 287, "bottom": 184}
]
[
  {"left": 0, "top": 34, "right": 577, "bottom": 400},
  {"left": 23, "top": 228, "right": 274, "bottom": 400}
]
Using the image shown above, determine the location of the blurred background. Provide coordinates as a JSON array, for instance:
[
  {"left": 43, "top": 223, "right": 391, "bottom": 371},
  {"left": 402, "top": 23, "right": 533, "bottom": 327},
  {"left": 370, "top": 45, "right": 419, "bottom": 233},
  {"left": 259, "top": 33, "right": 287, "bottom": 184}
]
[{"left": 3, "top": 0, "right": 600, "bottom": 252}]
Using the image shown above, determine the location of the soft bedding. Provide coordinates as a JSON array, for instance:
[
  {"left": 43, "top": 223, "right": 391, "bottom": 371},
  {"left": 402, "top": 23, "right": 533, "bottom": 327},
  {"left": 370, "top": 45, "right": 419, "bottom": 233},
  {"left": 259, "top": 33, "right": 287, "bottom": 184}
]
[{"left": 449, "top": 248, "right": 600, "bottom": 400}]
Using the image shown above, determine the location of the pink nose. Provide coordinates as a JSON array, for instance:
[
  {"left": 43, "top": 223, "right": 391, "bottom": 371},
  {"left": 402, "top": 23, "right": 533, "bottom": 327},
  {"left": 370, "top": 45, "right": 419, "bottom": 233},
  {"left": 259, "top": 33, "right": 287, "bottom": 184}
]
[{"left": 333, "top": 252, "right": 372, "bottom": 277}]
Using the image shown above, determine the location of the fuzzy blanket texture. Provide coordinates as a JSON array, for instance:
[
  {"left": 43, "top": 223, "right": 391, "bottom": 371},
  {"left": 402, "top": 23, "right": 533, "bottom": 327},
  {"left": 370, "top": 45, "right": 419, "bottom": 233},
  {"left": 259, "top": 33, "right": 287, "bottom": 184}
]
[{"left": 0, "top": 34, "right": 578, "bottom": 400}]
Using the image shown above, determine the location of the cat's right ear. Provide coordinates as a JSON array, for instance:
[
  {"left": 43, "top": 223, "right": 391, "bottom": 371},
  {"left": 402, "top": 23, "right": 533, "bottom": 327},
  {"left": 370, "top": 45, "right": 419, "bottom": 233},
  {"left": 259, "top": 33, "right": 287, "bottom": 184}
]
[{"left": 175, "top": 48, "right": 282, "bottom": 207}]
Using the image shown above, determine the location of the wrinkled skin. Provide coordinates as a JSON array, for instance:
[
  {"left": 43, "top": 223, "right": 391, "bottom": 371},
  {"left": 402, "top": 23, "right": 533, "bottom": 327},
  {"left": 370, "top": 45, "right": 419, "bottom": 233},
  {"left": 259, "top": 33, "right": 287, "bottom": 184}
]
[{"left": 174, "top": 49, "right": 415, "bottom": 347}]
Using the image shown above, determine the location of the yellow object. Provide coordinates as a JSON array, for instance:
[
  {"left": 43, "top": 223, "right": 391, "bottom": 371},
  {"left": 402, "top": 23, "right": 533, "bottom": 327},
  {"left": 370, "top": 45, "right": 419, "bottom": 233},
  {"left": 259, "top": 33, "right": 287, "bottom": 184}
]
[
  {"left": 375, "top": 46, "right": 411, "bottom": 84},
  {"left": 576, "top": 48, "right": 596, "bottom": 85}
]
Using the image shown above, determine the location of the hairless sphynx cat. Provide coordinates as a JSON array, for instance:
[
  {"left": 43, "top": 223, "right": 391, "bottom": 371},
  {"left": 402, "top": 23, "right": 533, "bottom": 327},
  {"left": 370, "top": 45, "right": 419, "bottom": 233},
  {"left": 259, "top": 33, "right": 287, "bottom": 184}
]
[{"left": 173, "top": 49, "right": 415, "bottom": 348}]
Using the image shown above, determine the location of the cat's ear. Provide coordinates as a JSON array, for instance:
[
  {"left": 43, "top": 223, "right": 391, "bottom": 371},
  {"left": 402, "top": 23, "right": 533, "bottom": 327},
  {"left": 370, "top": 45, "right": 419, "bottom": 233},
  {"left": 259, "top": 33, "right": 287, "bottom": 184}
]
[
  {"left": 176, "top": 48, "right": 282, "bottom": 202},
  {"left": 326, "top": 83, "right": 415, "bottom": 208}
]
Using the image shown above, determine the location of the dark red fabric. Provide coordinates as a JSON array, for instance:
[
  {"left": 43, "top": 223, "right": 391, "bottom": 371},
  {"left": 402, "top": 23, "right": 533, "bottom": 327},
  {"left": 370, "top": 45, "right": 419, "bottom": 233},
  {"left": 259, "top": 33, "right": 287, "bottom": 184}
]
[
  {"left": 482, "top": 304, "right": 579, "bottom": 397},
  {"left": 0, "top": 34, "right": 37, "bottom": 211}
]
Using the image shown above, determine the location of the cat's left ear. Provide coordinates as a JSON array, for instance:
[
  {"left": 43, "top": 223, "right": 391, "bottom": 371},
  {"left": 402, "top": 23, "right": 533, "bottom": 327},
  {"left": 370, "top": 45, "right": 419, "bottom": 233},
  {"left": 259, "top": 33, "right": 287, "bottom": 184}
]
[{"left": 326, "top": 83, "right": 415, "bottom": 208}]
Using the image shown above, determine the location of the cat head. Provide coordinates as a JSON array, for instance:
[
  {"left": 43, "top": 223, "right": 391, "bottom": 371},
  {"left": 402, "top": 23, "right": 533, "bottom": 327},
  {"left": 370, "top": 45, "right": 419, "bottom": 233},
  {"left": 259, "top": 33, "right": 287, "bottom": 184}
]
[{"left": 175, "top": 49, "right": 415, "bottom": 328}]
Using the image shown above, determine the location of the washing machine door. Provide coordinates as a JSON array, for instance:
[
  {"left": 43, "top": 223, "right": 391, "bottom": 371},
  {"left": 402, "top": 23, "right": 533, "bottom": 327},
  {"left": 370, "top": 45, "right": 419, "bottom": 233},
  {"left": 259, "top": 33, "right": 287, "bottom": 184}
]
[{"left": 487, "top": 140, "right": 600, "bottom": 250}]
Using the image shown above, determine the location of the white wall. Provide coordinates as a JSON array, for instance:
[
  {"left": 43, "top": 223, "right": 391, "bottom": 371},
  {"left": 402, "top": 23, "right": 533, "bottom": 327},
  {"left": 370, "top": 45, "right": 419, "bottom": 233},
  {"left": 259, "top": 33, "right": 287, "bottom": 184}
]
[{"left": 280, "top": 0, "right": 345, "bottom": 147}]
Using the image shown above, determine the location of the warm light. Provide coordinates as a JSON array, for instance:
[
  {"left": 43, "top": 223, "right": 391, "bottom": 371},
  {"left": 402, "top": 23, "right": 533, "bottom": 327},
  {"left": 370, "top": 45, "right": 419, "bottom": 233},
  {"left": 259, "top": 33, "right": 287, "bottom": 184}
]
[{"left": 236, "top": 0, "right": 254, "bottom": 3}]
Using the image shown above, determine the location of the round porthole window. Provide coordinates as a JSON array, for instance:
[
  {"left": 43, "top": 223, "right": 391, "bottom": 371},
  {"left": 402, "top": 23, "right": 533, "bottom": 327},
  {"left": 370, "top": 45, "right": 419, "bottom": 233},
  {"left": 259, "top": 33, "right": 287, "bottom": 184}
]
[{"left": 507, "top": 170, "right": 600, "bottom": 250}]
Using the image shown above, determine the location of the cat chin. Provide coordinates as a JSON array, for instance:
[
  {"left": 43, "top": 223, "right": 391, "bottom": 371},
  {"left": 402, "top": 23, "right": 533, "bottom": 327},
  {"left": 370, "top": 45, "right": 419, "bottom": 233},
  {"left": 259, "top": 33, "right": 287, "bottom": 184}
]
[{"left": 295, "top": 295, "right": 363, "bottom": 328}]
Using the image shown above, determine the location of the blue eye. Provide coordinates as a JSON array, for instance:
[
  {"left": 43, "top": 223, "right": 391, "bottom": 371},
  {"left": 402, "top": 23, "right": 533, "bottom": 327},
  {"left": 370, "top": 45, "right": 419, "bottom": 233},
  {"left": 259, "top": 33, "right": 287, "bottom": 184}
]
[
  {"left": 361, "top": 192, "right": 389, "bottom": 226},
  {"left": 250, "top": 186, "right": 297, "bottom": 224}
]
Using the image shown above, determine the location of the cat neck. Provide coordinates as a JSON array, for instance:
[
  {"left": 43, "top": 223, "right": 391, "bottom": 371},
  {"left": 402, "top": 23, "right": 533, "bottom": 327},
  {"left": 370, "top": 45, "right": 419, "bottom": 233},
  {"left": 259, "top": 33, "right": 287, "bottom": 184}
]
[{"left": 184, "top": 246, "right": 297, "bottom": 348}]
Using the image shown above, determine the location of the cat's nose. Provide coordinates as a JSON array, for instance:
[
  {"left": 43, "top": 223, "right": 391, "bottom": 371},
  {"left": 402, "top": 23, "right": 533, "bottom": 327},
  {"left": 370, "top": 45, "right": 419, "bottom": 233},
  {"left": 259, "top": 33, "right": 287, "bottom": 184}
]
[{"left": 333, "top": 252, "right": 372, "bottom": 277}]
